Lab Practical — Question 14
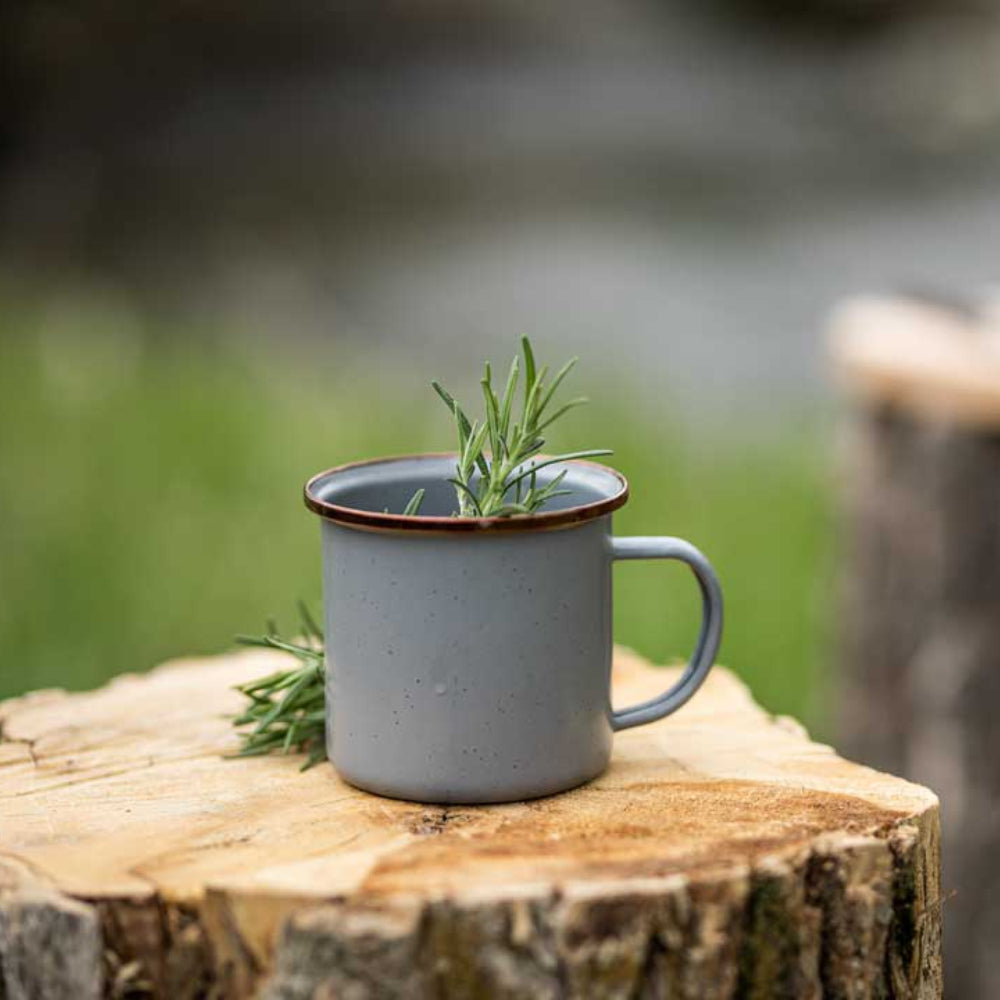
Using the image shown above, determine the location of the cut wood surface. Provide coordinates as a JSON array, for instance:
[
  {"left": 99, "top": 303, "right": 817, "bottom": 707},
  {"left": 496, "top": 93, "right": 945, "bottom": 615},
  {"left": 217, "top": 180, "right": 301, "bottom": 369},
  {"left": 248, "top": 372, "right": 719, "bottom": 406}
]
[
  {"left": 0, "top": 647, "right": 941, "bottom": 999},
  {"left": 830, "top": 293, "right": 1000, "bottom": 430}
]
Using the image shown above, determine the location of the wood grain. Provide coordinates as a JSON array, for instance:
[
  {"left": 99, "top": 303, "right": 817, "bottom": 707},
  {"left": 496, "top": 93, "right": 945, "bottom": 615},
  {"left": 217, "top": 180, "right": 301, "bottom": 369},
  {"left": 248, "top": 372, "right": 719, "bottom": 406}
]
[{"left": 0, "top": 647, "right": 941, "bottom": 998}]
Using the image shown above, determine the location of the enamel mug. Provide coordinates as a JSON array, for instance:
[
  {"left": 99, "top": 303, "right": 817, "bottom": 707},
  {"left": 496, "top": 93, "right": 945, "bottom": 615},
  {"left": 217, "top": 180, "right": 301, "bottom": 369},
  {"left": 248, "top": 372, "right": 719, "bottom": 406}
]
[{"left": 305, "top": 454, "right": 723, "bottom": 804}]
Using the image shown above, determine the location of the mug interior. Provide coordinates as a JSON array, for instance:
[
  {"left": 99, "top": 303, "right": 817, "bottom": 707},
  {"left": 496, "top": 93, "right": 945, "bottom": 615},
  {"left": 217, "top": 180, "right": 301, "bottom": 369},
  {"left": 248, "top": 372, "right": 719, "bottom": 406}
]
[{"left": 308, "top": 454, "right": 626, "bottom": 520}]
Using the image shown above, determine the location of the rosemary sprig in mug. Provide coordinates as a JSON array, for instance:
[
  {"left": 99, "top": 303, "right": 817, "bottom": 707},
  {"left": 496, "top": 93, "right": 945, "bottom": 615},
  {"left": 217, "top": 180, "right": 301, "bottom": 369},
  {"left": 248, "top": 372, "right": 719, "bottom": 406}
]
[
  {"left": 231, "top": 338, "right": 609, "bottom": 766},
  {"left": 428, "top": 336, "right": 610, "bottom": 517}
]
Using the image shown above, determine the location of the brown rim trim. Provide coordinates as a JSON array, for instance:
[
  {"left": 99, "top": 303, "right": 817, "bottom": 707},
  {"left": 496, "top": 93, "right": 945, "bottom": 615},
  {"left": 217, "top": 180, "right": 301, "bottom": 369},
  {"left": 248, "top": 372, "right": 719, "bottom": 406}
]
[{"left": 303, "top": 452, "right": 629, "bottom": 533}]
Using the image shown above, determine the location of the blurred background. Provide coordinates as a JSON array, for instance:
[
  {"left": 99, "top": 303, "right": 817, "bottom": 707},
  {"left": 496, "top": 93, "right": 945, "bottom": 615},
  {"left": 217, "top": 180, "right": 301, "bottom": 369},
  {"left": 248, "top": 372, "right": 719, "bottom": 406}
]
[
  {"left": 6, "top": 0, "right": 1000, "bottom": 717},
  {"left": 3, "top": 0, "right": 1000, "bottom": 993},
  {"left": 6, "top": 1, "right": 1000, "bottom": 712}
]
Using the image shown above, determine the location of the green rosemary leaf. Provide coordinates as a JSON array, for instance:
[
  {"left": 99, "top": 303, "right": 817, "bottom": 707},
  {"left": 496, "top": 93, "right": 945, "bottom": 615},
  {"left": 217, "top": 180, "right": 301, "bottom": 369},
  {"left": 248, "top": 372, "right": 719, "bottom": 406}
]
[
  {"left": 504, "top": 449, "right": 613, "bottom": 492},
  {"left": 234, "top": 665, "right": 295, "bottom": 690},
  {"left": 235, "top": 730, "right": 288, "bottom": 752},
  {"left": 447, "top": 478, "right": 484, "bottom": 515},
  {"left": 521, "top": 336, "right": 536, "bottom": 403},
  {"left": 297, "top": 600, "right": 324, "bottom": 643},
  {"left": 523, "top": 370, "right": 545, "bottom": 430},
  {"left": 520, "top": 437, "right": 545, "bottom": 460},
  {"left": 537, "top": 357, "right": 578, "bottom": 418},
  {"left": 481, "top": 366, "right": 501, "bottom": 461},
  {"left": 534, "top": 468, "right": 568, "bottom": 498},
  {"left": 434, "top": 380, "right": 490, "bottom": 478},
  {"left": 536, "top": 396, "right": 589, "bottom": 433},
  {"left": 236, "top": 634, "right": 322, "bottom": 662},
  {"left": 232, "top": 709, "right": 264, "bottom": 726},
  {"left": 459, "top": 418, "right": 478, "bottom": 472},
  {"left": 492, "top": 502, "right": 532, "bottom": 516},
  {"left": 463, "top": 421, "right": 491, "bottom": 477},
  {"left": 431, "top": 380, "right": 469, "bottom": 433},
  {"left": 253, "top": 672, "right": 315, "bottom": 732},
  {"left": 301, "top": 742, "right": 327, "bottom": 771},
  {"left": 402, "top": 488, "right": 426, "bottom": 516},
  {"left": 498, "top": 356, "right": 519, "bottom": 437}
]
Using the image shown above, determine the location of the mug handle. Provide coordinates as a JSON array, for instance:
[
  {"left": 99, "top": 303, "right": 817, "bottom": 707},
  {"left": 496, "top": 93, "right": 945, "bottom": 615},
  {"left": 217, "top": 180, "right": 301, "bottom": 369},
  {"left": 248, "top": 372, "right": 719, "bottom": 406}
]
[{"left": 610, "top": 537, "right": 724, "bottom": 731}]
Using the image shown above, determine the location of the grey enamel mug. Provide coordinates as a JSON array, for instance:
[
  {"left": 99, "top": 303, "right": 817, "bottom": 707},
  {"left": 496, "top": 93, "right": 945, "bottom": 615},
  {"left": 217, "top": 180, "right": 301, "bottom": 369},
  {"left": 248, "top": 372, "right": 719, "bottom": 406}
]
[{"left": 304, "top": 454, "right": 723, "bottom": 804}]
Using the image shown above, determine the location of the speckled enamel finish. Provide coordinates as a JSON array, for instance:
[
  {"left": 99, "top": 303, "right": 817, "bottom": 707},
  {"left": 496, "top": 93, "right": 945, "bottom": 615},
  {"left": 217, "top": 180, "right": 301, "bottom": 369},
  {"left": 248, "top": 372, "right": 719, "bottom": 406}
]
[{"left": 307, "top": 455, "right": 723, "bottom": 804}]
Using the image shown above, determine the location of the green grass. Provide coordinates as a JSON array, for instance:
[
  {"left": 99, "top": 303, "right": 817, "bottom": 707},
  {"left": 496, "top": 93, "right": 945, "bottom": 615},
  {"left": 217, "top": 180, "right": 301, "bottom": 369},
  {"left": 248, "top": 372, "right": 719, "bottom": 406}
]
[{"left": 0, "top": 317, "right": 833, "bottom": 729}]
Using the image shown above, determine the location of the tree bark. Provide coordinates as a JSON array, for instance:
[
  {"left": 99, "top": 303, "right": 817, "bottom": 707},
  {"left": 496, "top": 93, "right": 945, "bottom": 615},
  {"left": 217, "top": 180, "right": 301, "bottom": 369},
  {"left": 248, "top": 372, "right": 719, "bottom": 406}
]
[
  {"left": 0, "top": 646, "right": 940, "bottom": 999},
  {"left": 832, "top": 293, "right": 1000, "bottom": 999}
]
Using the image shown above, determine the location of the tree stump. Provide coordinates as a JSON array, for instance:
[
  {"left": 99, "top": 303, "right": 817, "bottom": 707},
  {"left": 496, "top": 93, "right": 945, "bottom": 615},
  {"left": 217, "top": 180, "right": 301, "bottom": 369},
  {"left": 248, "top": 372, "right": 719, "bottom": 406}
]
[
  {"left": 831, "top": 293, "right": 1000, "bottom": 1000},
  {"left": 0, "top": 646, "right": 940, "bottom": 999}
]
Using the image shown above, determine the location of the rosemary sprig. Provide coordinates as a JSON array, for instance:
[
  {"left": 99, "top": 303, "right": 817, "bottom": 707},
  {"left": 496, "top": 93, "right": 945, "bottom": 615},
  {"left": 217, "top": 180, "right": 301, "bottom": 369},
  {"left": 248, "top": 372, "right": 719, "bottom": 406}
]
[
  {"left": 433, "top": 336, "right": 610, "bottom": 517},
  {"left": 230, "top": 603, "right": 327, "bottom": 770},
  {"left": 402, "top": 488, "right": 425, "bottom": 516},
  {"left": 230, "top": 340, "right": 611, "bottom": 766}
]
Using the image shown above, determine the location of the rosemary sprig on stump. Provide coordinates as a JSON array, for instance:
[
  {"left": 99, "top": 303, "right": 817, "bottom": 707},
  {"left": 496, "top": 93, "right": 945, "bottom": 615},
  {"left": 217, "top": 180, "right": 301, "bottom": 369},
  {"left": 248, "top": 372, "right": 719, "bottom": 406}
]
[{"left": 230, "top": 603, "right": 327, "bottom": 770}]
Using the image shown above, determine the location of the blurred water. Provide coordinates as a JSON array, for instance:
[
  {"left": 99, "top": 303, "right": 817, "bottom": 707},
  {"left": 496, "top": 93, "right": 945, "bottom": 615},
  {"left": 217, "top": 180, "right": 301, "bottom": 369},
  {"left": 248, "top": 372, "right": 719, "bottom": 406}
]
[
  {"left": 4, "top": 3, "right": 1000, "bottom": 426},
  {"left": 289, "top": 178, "right": 1000, "bottom": 427}
]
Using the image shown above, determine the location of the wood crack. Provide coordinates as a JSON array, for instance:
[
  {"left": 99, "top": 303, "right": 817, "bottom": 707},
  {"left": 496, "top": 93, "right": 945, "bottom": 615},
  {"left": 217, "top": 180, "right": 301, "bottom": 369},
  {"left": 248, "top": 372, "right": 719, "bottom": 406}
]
[{"left": 0, "top": 728, "right": 38, "bottom": 769}]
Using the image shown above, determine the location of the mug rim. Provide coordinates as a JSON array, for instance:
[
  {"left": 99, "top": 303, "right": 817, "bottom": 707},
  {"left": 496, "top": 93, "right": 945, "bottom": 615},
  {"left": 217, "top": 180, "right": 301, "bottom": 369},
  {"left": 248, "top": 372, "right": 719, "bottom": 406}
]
[{"left": 304, "top": 452, "right": 629, "bottom": 533}]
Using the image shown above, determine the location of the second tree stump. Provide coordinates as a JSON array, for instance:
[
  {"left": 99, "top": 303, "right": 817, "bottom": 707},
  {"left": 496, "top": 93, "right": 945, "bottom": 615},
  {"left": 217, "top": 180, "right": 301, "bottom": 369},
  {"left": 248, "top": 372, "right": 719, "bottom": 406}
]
[{"left": 831, "top": 293, "right": 1000, "bottom": 999}]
